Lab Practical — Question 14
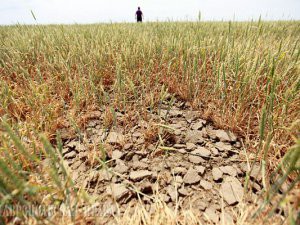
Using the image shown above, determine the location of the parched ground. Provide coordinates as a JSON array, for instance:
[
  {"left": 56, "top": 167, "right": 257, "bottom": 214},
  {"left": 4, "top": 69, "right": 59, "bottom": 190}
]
[
  {"left": 43, "top": 97, "right": 269, "bottom": 224},
  {"left": 1, "top": 22, "right": 299, "bottom": 225}
]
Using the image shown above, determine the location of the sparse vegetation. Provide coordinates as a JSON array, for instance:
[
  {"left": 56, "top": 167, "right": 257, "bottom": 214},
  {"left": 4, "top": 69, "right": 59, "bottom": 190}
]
[{"left": 0, "top": 21, "right": 299, "bottom": 224}]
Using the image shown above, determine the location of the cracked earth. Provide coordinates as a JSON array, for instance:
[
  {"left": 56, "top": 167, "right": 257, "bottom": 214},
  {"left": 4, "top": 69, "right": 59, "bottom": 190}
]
[{"left": 50, "top": 98, "right": 264, "bottom": 224}]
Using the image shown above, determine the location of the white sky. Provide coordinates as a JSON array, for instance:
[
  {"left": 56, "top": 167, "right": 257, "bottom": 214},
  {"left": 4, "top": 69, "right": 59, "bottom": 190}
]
[{"left": 1, "top": 0, "right": 300, "bottom": 25}]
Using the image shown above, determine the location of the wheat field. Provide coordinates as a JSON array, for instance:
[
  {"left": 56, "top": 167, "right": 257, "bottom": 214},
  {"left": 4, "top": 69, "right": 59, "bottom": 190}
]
[{"left": 0, "top": 21, "right": 299, "bottom": 224}]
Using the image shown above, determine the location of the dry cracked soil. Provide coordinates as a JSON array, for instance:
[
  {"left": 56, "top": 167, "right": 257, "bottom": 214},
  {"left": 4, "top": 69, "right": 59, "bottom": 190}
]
[{"left": 52, "top": 98, "right": 264, "bottom": 224}]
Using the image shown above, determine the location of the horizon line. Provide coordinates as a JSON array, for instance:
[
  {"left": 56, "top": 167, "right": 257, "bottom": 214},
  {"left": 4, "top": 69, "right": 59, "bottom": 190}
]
[{"left": 1, "top": 18, "right": 300, "bottom": 26}]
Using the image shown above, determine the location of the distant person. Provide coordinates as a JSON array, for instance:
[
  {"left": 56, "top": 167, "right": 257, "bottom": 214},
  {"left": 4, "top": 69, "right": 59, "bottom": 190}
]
[{"left": 135, "top": 7, "right": 143, "bottom": 22}]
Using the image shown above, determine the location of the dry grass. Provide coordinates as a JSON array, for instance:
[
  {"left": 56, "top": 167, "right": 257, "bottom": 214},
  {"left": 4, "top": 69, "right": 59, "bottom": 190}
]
[{"left": 0, "top": 21, "right": 299, "bottom": 224}]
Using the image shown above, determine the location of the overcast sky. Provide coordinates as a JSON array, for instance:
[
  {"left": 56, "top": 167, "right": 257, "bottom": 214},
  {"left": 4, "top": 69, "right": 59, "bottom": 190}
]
[{"left": 1, "top": 0, "right": 300, "bottom": 25}]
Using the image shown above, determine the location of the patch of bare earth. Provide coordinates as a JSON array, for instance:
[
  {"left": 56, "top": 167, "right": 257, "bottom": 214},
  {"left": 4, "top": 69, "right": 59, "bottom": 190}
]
[{"left": 54, "top": 98, "right": 267, "bottom": 224}]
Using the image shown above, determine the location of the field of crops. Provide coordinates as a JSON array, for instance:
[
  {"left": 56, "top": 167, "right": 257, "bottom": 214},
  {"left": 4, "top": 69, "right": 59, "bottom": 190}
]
[{"left": 0, "top": 21, "right": 299, "bottom": 224}]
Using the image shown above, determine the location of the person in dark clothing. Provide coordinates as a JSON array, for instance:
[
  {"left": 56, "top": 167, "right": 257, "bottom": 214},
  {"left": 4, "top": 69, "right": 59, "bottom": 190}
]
[{"left": 135, "top": 7, "right": 143, "bottom": 22}]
